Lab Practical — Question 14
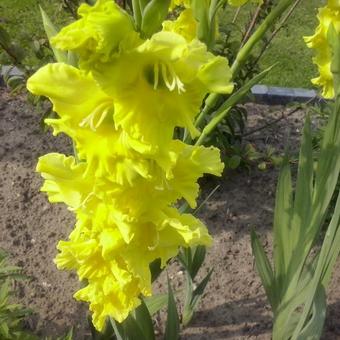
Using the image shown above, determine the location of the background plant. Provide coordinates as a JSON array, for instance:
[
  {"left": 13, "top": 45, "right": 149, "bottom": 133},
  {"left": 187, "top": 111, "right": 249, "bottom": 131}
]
[{"left": 252, "top": 24, "right": 340, "bottom": 340}]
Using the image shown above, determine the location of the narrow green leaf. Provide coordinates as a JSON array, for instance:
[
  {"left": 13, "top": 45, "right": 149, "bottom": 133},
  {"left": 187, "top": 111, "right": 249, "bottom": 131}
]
[
  {"left": 251, "top": 230, "right": 275, "bottom": 308},
  {"left": 110, "top": 318, "right": 125, "bottom": 340},
  {"left": 144, "top": 293, "right": 168, "bottom": 316},
  {"left": 132, "top": 0, "right": 142, "bottom": 30},
  {"left": 292, "top": 115, "right": 314, "bottom": 239},
  {"left": 273, "top": 157, "right": 293, "bottom": 282},
  {"left": 183, "top": 269, "right": 213, "bottom": 326},
  {"left": 196, "top": 64, "right": 277, "bottom": 145},
  {"left": 39, "top": 6, "right": 67, "bottom": 63},
  {"left": 190, "top": 247, "right": 206, "bottom": 279},
  {"left": 0, "top": 281, "right": 9, "bottom": 305},
  {"left": 134, "top": 299, "right": 155, "bottom": 340},
  {"left": 190, "top": 246, "right": 206, "bottom": 281},
  {"left": 123, "top": 314, "right": 147, "bottom": 340},
  {"left": 164, "top": 278, "right": 180, "bottom": 340},
  {"left": 138, "top": 0, "right": 149, "bottom": 11},
  {"left": 193, "top": 185, "right": 220, "bottom": 215},
  {"left": 294, "top": 286, "right": 326, "bottom": 340},
  {"left": 177, "top": 247, "right": 192, "bottom": 275}
]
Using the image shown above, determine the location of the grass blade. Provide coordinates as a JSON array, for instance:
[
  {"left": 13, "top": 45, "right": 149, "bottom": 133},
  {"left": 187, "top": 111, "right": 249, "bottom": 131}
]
[
  {"left": 144, "top": 293, "right": 168, "bottom": 316},
  {"left": 251, "top": 230, "right": 275, "bottom": 308},
  {"left": 273, "top": 157, "right": 293, "bottom": 283},
  {"left": 134, "top": 299, "right": 155, "bottom": 340},
  {"left": 183, "top": 269, "right": 213, "bottom": 326},
  {"left": 164, "top": 278, "right": 180, "bottom": 340}
]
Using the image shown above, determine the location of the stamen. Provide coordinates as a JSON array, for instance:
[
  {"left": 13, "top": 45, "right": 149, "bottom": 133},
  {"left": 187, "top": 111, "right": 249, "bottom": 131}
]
[
  {"left": 153, "top": 62, "right": 159, "bottom": 90},
  {"left": 69, "top": 191, "right": 95, "bottom": 211},
  {"left": 161, "top": 63, "right": 176, "bottom": 91},
  {"left": 94, "top": 108, "right": 109, "bottom": 129},
  {"left": 79, "top": 101, "right": 111, "bottom": 131}
]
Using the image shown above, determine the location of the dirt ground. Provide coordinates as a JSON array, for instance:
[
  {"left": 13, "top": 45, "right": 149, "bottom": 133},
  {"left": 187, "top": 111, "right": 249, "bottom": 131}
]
[{"left": 1, "top": 86, "right": 340, "bottom": 339}]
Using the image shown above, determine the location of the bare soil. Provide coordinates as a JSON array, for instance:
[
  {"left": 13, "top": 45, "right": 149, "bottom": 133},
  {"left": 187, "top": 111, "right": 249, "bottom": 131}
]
[{"left": 1, "top": 87, "right": 340, "bottom": 339}]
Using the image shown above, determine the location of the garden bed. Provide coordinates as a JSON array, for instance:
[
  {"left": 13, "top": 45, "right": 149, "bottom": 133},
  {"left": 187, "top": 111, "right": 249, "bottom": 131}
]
[{"left": 1, "top": 87, "right": 340, "bottom": 339}]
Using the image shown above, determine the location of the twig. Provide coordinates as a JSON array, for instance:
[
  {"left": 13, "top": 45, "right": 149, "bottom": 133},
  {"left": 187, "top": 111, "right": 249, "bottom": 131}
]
[
  {"left": 243, "top": 97, "right": 315, "bottom": 137},
  {"left": 244, "top": 0, "right": 302, "bottom": 78},
  {"left": 240, "top": 4, "right": 262, "bottom": 47},
  {"left": 232, "top": 7, "right": 242, "bottom": 24}
]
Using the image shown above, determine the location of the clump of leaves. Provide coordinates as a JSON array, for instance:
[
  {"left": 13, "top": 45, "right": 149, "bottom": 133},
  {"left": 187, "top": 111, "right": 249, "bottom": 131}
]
[{"left": 0, "top": 249, "right": 35, "bottom": 340}]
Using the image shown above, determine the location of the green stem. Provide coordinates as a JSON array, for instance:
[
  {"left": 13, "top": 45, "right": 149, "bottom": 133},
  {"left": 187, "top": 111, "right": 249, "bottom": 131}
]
[
  {"left": 194, "top": 94, "right": 219, "bottom": 128},
  {"left": 230, "top": 0, "right": 296, "bottom": 76},
  {"left": 192, "top": 0, "right": 296, "bottom": 140},
  {"left": 195, "top": 65, "right": 275, "bottom": 146}
]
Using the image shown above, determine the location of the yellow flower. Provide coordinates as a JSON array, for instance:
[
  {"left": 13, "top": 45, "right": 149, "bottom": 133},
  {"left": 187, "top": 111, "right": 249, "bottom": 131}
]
[
  {"left": 51, "top": 0, "right": 140, "bottom": 69},
  {"left": 36, "top": 153, "right": 94, "bottom": 209},
  {"left": 28, "top": 63, "right": 154, "bottom": 183},
  {"left": 304, "top": 6, "right": 340, "bottom": 98},
  {"left": 55, "top": 215, "right": 142, "bottom": 330},
  {"left": 54, "top": 201, "right": 212, "bottom": 330},
  {"left": 37, "top": 142, "right": 223, "bottom": 220},
  {"left": 163, "top": 9, "right": 197, "bottom": 41},
  {"left": 94, "top": 31, "right": 233, "bottom": 150}
]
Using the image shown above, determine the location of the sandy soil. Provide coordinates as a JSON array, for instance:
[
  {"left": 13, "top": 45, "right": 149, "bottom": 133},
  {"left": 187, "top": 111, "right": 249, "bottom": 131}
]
[{"left": 1, "top": 87, "right": 340, "bottom": 339}]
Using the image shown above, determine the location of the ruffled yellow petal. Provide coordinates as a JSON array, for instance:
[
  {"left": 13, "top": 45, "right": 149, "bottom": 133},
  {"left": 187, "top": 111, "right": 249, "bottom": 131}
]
[
  {"left": 163, "top": 9, "right": 197, "bottom": 41},
  {"left": 94, "top": 31, "right": 233, "bottom": 149},
  {"left": 74, "top": 273, "right": 141, "bottom": 329},
  {"left": 28, "top": 63, "right": 155, "bottom": 183},
  {"left": 153, "top": 207, "right": 212, "bottom": 266},
  {"left": 51, "top": 0, "right": 140, "bottom": 69},
  {"left": 36, "top": 153, "right": 93, "bottom": 209},
  {"left": 167, "top": 141, "right": 224, "bottom": 208}
]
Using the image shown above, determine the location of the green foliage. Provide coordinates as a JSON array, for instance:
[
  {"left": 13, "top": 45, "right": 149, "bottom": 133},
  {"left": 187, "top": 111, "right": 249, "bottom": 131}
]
[
  {"left": 177, "top": 246, "right": 213, "bottom": 326},
  {"left": 0, "top": 250, "right": 36, "bottom": 340},
  {"left": 220, "top": 0, "right": 320, "bottom": 88},
  {"left": 164, "top": 279, "right": 180, "bottom": 340},
  {"left": 252, "top": 28, "right": 340, "bottom": 339},
  {"left": 0, "top": 0, "right": 72, "bottom": 66}
]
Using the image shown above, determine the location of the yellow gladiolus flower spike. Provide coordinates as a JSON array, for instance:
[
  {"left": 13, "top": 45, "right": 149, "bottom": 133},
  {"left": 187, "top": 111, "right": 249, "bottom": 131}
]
[
  {"left": 304, "top": 5, "right": 340, "bottom": 99},
  {"left": 31, "top": 0, "right": 228, "bottom": 330}
]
